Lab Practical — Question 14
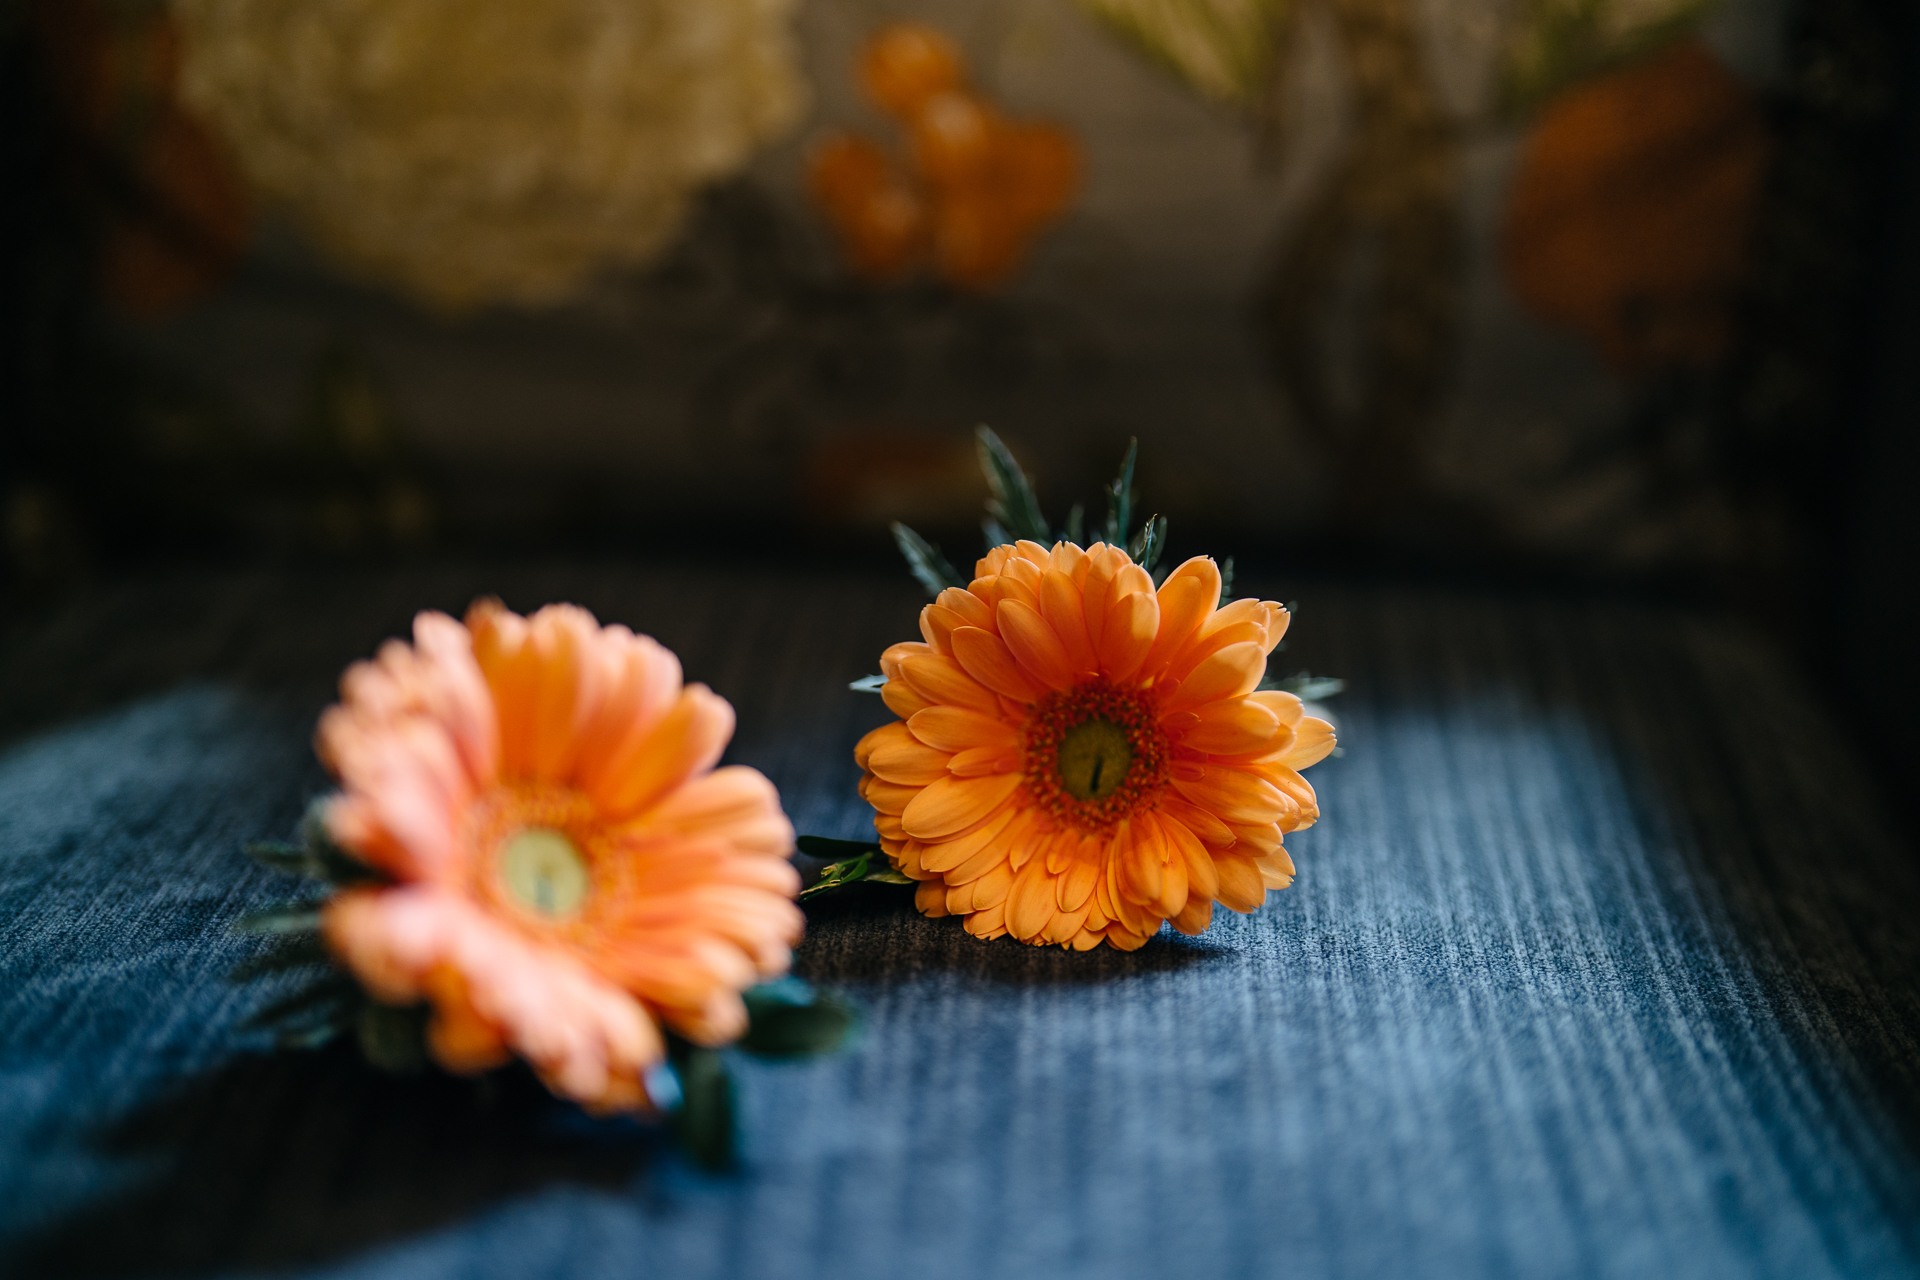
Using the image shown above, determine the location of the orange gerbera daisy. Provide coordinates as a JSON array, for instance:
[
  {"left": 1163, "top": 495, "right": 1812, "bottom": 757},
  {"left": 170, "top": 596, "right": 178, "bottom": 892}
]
[
  {"left": 858, "top": 541, "right": 1334, "bottom": 950},
  {"left": 316, "top": 600, "right": 802, "bottom": 1111}
]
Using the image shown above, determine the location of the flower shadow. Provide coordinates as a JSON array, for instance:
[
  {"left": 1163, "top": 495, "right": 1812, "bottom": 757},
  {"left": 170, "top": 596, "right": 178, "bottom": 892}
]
[
  {"left": 17, "top": 1044, "right": 663, "bottom": 1279},
  {"left": 795, "top": 883, "right": 1230, "bottom": 986}
]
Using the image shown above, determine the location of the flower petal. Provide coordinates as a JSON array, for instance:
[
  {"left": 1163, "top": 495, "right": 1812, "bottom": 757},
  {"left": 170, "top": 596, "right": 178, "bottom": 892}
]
[
  {"left": 901, "top": 772, "right": 1023, "bottom": 840},
  {"left": 964, "top": 901, "right": 1008, "bottom": 938},
  {"left": 1168, "top": 817, "right": 1218, "bottom": 902},
  {"left": 1048, "top": 541, "right": 1090, "bottom": 581},
  {"left": 997, "top": 599, "right": 1077, "bottom": 690},
  {"left": 868, "top": 736, "right": 954, "bottom": 785},
  {"left": 938, "top": 586, "right": 996, "bottom": 629},
  {"left": 900, "top": 653, "right": 1002, "bottom": 714},
  {"left": 916, "top": 879, "right": 951, "bottom": 917},
  {"left": 586, "top": 684, "right": 735, "bottom": 820},
  {"left": 1139, "top": 559, "right": 1221, "bottom": 680},
  {"left": 1150, "top": 815, "right": 1191, "bottom": 918},
  {"left": 1099, "top": 589, "right": 1158, "bottom": 681},
  {"left": 916, "top": 803, "right": 1022, "bottom": 874},
  {"left": 325, "top": 886, "right": 664, "bottom": 1111},
  {"left": 952, "top": 746, "right": 1019, "bottom": 776},
  {"left": 950, "top": 626, "right": 1047, "bottom": 702},
  {"left": 1162, "top": 641, "right": 1267, "bottom": 714},
  {"left": 411, "top": 610, "right": 500, "bottom": 786},
  {"left": 630, "top": 766, "right": 793, "bottom": 856},
  {"left": 1006, "top": 856, "right": 1058, "bottom": 941},
  {"left": 572, "top": 627, "right": 683, "bottom": 793},
  {"left": 1173, "top": 697, "right": 1280, "bottom": 755},
  {"left": 1117, "top": 818, "right": 1165, "bottom": 907},
  {"left": 1214, "top": 853, "right": 1267, "bottom": 912},
  {"left": 1262, "top": 603, "right": 1291, "bottom": 653},
  {"left": 1171, "top": 894, "right": 1213, "bottom": 936},
  {"left": 880, "top": 641, "right": 935, "bottom": 679},
  {"left": 1169, "top": 764, "right": 1289, "bottom": 826},
  {"left": 965, "top": 859, "right": 1015, "bottom": 910},
  {"left": 1256, "top": 853, "right": 1295, "bottom": 889},
  {"left": 1080, "top": 545, "right": 1127, "bottom": 652},
  {"left": 881, "top": 678, "right": 933, "bottom": 718},
  {"left": 1039, "top": 569, "right": 1099, "bottom": 675},
  {"left": 910, "top": 704, "right": 1018, "bottom": 753},
  {"left": 856, "top": 720, "right": 916, "bottom": 770},
  {"left": 1250, "top": 689, "right": 1306, "bottom": 728},
  {"left": 1158, "top": 795, "right": 1236, "bottom": 846},
  {"left": 1057, "top": 849, "right": 1100, "bottom": 912},
  {"left": 948, "top": 807, "right": 1042, "bottom": 882},
  {"left": 1168, "top": 598, "right": 1273, "bottom": 679},
  {"left": 1282, "top": 716, "right": 1337, "bottom": 769},
  {"left": 920, "top": 604, "right": 964, "bottom": 653},
  {"left": 859, "top": 776, "right": 919, "bottom": 815},
  {"left": 1228, "top": 821, "right": 1285, "bottom": 857}
]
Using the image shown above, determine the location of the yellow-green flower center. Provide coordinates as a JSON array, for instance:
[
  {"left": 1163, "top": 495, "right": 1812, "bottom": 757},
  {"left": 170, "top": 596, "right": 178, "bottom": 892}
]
[
  {"left": 500, "top": 827, "right": 589, "bottom": 917},
  {"left": 1057, "top": 718, "right": 1133, "bottom": 801},
  {"left": 1023, "top": 679, "right": 1169, "bottom": 834}
]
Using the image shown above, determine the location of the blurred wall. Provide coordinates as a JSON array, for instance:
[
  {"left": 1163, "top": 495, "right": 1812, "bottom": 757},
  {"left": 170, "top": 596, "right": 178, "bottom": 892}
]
[{"left": 2, "top": 0, "right": 1852, "bottom": 583}]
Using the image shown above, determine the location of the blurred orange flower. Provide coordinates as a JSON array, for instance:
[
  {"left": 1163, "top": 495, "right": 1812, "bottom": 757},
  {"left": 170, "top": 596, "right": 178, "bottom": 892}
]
[
  {"left": 809, "top": 23, "right": 1080, "bottom": 291},
  {"left": 859, "top": 541, "right": 1334, "bottom": 950},
  {"left": 317, "top": 601, "right": 801, "bottom": 1111},
  {"left": 1503, "top": 40, "right": 1770, "bottom": 375}
]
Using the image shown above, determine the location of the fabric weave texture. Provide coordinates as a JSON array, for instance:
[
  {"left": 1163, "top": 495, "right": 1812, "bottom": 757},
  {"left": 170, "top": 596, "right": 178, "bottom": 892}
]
[{"left": 2, "top": 565, "right": 1918, "bottom": 1279}]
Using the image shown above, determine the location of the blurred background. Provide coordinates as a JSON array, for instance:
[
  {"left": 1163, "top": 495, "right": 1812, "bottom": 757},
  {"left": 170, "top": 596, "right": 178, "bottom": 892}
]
[{"left": 2, "top": 0, "right": 1916, "bottom": 804}]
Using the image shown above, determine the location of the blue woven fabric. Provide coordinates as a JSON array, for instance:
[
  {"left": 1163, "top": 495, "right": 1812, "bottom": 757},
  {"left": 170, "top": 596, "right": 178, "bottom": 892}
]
[{"left": 2, "top": 569, "right": 1918, "bottom": 1279}]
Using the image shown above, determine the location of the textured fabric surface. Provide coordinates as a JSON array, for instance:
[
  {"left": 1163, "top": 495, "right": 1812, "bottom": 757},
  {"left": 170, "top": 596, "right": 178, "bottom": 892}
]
[{"left": 2, "top": 564, "right": 1918, "bottom": 1279}]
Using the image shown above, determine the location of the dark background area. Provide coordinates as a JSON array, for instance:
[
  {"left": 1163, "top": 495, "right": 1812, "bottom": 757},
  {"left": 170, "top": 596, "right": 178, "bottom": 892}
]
[{"left": 1, "top": 0, "right": 1918, "bottom": 817}]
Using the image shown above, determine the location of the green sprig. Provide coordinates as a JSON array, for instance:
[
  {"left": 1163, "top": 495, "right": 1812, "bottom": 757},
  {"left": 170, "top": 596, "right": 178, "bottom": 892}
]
[
  {"left": 891, "top": 522, "right": 965, "bottom": 597},
  {"left": 663, "top": 978, "right": 859, "bottom": 1171},
  {"left": 977, "top": 426, "right": 1052, "bottom": 545},
  {"left": 1261, "top": 671, "right": 1347, "bottom": 701},
  {"left": 795, "top": 836, "right": 914, "bottom": 898},
  {"left": 1103, "top": 438, "right": 1137, "bottom": 546}
]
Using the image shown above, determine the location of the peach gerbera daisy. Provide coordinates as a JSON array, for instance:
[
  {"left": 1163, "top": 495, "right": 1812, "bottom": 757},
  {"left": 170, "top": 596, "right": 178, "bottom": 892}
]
[
  {"left": 858, "top": 541, "right": 1334, "bottom": 950},
  {"left": 315, "top": 600, "right": 802, "bottom": 1111}
]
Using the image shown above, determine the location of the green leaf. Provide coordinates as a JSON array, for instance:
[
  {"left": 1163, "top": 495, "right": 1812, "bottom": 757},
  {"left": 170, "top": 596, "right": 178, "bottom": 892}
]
[
  {"left": 357, "top": 1001, "right": 430, "bottom": 1074},
  {"left": 1218, "top": 555, "right": 1236, "bottom": 606},
  {"left": 848, "top": 674, "right": 888, "bottom": 693},
  {"left": 1261, "top": 671, "right": 1347, "bottom": 700},
  {"left": 246, "top": 798, "right": 387, "bottom": 887},
  {"left": 798, "top": 853, "right": 872, "bottom": 898},
  {"left": 891, "top": 522, "right": 966, "bottom": 597},
  {"left": 1103, "top": 438, "right": 1138, "bottom": 546},
  {"left": 228, "top": 933, "right": 333, "bottom": 983},
  {"left": 298, "top": 797, "right": 377, "bottom": 881},
  {"left": 1129, "top": 514, "right": 1168, "bottom": 575},
  {"left": 976, "top": 427, "right": 1050, "bottom": 545},
  {"left": 1064, "top": 502, "right": 1085, "bottom": 546},
  {"left": 796, "top": 836, "right": 884, "bottom": 859},
  {"left": 235, "top": 905, "right": 324, "bottom": 936},
  {"left": 739, "top": 983, "right": 859, "bottom": 1059},
  {"left": 243, "top": 974, "right": 358, "bottom": 1033},
  {"left": 796, "top": 840, "right": 914, "bottom": 898},
  {"left": 244, "top": 841, "right": 310, "bottom": 874},
  {"left": 278, "top": 1017, "right": 352, "bottom": 1050},
  {"left": 668, "top": 1045, "right": 736, "bottom": 1172},
  {"left": 982, "top": 517, "right": 1013, "bottom": 550}
]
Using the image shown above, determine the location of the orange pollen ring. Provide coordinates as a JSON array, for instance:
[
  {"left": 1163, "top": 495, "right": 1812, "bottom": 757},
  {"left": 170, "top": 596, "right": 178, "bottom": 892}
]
[
  {"left": 1021, "top": 679, "right": 1169, "bottom": 834},
  {"left": 465, "top": 784, "right": 604, "bottom": 934}
]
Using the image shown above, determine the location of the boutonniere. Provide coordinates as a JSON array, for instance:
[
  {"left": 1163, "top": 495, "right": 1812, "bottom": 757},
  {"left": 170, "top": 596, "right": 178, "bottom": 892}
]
[
  {"left": 235, "top": 600, "right": 852, "bottom": 1169},
  {"left": 803, "top": 429, "right": 1340, "bottom": 950}
]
